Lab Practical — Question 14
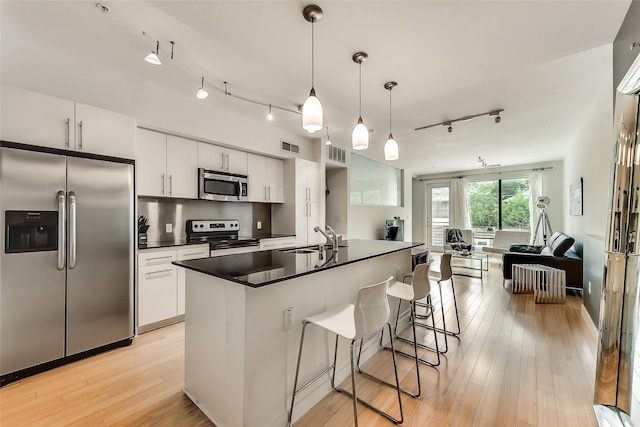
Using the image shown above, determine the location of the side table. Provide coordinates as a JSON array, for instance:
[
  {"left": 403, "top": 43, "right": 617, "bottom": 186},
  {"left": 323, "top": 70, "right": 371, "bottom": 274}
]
[{"left": 512, "top": 264, "right": 566, "bottom": 303}]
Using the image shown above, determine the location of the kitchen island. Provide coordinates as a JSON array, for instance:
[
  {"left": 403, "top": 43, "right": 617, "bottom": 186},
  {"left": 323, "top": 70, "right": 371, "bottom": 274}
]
[{"left": 174, "top": 239, "right": 421, "bottom": 427}]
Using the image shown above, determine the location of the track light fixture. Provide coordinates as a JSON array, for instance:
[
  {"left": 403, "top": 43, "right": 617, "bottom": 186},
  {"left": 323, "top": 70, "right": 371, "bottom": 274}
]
[
  {"left": 325, "top": 127, "right": 332, "bottom": 146},
  {"left": 415, "top": 109, "right": 504, "bottom": 132},
  {"left": 196, "top": 77, "right": 208, "bottom": 100},
  {"left": 266, "top": 104, "right": 274, "bottom": 121},
  {"left": 301, "top": 4, "right": 323, "bottom": 134},
  {"left": 384, "top": 81, "right": 399, "bottom": 161},
  {"left": 144, "top": 40, "right": 162, "bottom": 65},
  {"left": 352, "top": 52, "right": 369, "bottom": 151}
]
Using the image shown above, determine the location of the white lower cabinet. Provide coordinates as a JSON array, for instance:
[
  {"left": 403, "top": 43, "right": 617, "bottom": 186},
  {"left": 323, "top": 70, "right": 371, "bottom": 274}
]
[{"left": 138, "top": 244, "right": 208, "bottom": 331}]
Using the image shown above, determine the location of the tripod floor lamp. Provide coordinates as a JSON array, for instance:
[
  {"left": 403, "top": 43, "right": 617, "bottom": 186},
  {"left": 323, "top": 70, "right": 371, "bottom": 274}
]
[{"left": 531, "top": 196, "right": 553, "bottom": 245}]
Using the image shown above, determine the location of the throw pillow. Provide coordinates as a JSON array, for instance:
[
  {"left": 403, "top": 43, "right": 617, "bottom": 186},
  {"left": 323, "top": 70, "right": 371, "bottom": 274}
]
[{"left": 551, "top": 233, "right": 575, "bottom": 256}]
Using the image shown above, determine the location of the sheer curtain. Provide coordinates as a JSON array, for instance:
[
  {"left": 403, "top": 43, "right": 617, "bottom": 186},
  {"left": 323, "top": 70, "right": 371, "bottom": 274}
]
[
  {"left": 529, "top": 170, "right": 543, "bottom": 238},
  {"left": 450, "top": 177, "right": 470, "bottom": 229}
]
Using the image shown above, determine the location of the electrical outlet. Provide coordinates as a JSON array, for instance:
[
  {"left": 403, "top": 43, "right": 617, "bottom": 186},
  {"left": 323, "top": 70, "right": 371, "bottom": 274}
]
[
  {"left": 257, "top": 221, "right": 262, "bottom": 230},
  {"left": 165, "top": 223, "right": 173, "bottom": 233},
  {"left": 588, "top": 281, "right": 592, "bottom": 294},
  {"left": 284, "top": 307, "right": 294, "bottom": 331}
]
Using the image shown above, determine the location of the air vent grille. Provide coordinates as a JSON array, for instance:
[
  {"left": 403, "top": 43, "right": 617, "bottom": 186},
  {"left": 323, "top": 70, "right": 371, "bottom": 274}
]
[
  {"left": 327, "top": 145, "right": 346, "bottom": 164},
  {"left": 281, "top": 141, "right": 299, "bottom": 154}
]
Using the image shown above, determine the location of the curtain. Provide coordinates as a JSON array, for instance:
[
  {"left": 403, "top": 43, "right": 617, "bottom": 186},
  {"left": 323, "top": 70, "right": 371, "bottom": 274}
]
[
  {"left": 450, "top": 177, "right": 470, "bottom": 229},
  {"left": 529, "top": 171, "right": 543, "bottom": 242}
]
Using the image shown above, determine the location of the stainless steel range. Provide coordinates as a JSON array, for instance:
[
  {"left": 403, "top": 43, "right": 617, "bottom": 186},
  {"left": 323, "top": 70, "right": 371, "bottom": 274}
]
[{"left": 186, "top": 219, "right": 259, "bottom": 256}]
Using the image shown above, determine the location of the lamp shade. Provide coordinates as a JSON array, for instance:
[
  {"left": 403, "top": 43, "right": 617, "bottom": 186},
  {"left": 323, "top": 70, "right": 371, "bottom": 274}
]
[
  {"left": 302, "top": 88, "right": 323, "bottom": 133},
  {"left": 352, "top": 117, "right": 369, "bottom": 150},
  {"left": 384, "top": 135, "right": 398, "bottom": 160},
  {"left": 144, "top": 52, "right": 161, "bottom": 65}
]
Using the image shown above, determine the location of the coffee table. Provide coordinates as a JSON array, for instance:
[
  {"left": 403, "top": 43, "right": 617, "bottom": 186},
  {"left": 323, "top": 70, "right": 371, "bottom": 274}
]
[{"left": 446, "top": 250, "right": 489, "bottom": 280}]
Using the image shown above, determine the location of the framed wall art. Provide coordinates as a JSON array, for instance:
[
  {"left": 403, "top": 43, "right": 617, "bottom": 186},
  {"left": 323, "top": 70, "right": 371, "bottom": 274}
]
[{"left": 570, "top": 177, "right": 583, "bottom": 216}]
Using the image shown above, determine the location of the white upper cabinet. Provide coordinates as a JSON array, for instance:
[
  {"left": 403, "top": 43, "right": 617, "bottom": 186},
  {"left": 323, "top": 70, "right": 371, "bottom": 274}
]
[
  {"left": 198, "top": 142, "right": 248, "bottom": 175},
  {"left": 294, "top": 158, "right": 320, "bottom": 203},
  {"left": 136, "top": 129, "right": 197, "bottom": 199},
  {"left": 136, "top": 129, "right": 167, "bottom": 197},
  {"left": 74, "top": 103, "right": 136, "bottom": 159},
  {"left": 247, "top": 153, "right": 284, "bottom": 203},
  {"left": 1, "top": 84, "right": 135, "bottom": 159}
]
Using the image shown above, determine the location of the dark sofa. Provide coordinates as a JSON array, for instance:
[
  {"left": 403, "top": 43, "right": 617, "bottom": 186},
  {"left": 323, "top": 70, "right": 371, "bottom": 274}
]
[{"left": 502, "top": 232, "right": 583, "bottom": 291}]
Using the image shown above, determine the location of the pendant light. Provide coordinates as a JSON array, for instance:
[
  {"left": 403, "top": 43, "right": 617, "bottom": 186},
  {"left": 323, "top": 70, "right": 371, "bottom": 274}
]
[
  {"left": 301, "top": 5, "right": 323, "bottom": 133},
  {"left": 352, "top": 52, "right": 369, "bottom": 150},
  {"left": 145, "top": 40, "right": 162, "bottom": 65},
  {"left": 196, "top": 77, "right": 208, "bottom": 99},
  {"left": 325, "top": 127, "right": 332, "bottom": 146},
  {"left": 267, "top": 104, "right": 274, "bottom": 121},
  {"left": 384, "top": 82, "right": 399, "bottom": 160}
]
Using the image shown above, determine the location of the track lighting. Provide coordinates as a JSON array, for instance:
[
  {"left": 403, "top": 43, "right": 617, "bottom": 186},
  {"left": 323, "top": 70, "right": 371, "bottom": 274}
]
[
  {"left": 415, "top": 109, "right": 504, "bottom": 132},
  {"left": 325, "top": 127, "right": 332, "bottom": 146},
  {"left": 384, "top": 81, "right": 399, "bottom": 161},
  {"left": 196, "top": 77, "right": 208, "bottom": 99},
  {"left": 267, "top": 104, "right": 274, "bottom": 121},
  {"left": 144, "top": 40, "right": 162, "bottom": 65},
  {"left": 301, "top": 5, "right": 323, "bottom": 134},
  {"left": 352, "top": 52, "right": 369, "bottom": 151}
]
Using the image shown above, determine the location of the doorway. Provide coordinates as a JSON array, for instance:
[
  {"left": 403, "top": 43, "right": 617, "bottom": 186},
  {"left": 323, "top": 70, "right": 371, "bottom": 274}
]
[{"left": 425, "top": 183, "right": 450, "bottom": 249}]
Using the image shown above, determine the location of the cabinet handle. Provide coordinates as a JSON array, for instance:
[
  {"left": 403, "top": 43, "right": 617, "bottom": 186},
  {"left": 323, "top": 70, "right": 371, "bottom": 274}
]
[
  {"left": 264, "top": 186, "right": 267, "bottom": 201},
  {"left": 221, "top": 153, "right": 225, "bottom": 170},
  {"left": 169, "top": 175, "right": 173, "bottom": 196},
  {"left": 268, "top": 186, "right": 271, "bottom": 201},
  {"left": 226, "top": 153, "right": 230, "bottom": 171},
  {"left": 161, "top": 173, "right": 165, "bottom": 195},
  {"left": 65, "top": 119, "right": 70, "bottom": 148},
  {"left": 145, "top": 269, "right": 174, "bottom": 278},
  {"left": 78, "top": 121, "right": 83, "bottom": 150},
  {"left": 145, "top": 256, "right": 172, "bottom": 265},
  {"left": 183, "top": 251, "right": 207, "bottom": 258}
]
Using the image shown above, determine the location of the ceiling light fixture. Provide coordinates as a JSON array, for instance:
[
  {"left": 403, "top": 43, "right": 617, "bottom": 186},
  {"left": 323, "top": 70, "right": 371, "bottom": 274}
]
[
  {"left": 196, "top": 77, "right": 208, "bottom": 99},
  {"left": 384, "top": 81, "right": 399, "bottom": 161},
  {"left": 415, "top": 109, "right": 504, "bottom": 132},
  {"left": 301, "top": 4, "right": 323, "bottom": 134},
  {"left": 267, "top": 104, "right": 274, "bottom": 121},
  {"left": 352, "top": 51, "right": 369, "bottom": 150},
  {"left": 144, "top": 40, "right": 162, "bottom": 65},
  {"left": 325, "top": 127, "right": 332, "bottom": 146}
]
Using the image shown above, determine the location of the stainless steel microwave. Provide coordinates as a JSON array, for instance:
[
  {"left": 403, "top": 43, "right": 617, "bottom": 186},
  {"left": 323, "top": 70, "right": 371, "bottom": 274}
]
[{"left": 198, "top": 168, "right": 248, "bottom": 201}]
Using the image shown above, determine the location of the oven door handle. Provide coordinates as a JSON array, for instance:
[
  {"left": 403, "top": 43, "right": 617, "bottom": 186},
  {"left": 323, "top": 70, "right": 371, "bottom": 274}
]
[{"left": 57, "top": 191, "right": 66, "bottom": 270}]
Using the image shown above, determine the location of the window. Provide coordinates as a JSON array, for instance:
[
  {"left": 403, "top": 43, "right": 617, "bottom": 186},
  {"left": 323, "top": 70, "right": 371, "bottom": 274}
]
[
  {"left": 350, "top": 154, "right": 403, "bottom": 206},
  {"left": 468, "top": 178, "right": 530, "bottom": 231}
]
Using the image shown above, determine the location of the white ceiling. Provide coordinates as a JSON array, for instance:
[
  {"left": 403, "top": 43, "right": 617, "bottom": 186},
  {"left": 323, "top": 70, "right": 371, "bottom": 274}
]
[{"left": 0, "top": 1, "right": 631, "bottom": 176}]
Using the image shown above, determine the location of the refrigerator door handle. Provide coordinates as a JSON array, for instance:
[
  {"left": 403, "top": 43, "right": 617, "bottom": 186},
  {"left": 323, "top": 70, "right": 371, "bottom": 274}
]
[
  {"left": 68, "top": 191, "right": 77, "bottom": 269},
  {"left": 57, "top": 190, "right": 66, "bottom": 270}
]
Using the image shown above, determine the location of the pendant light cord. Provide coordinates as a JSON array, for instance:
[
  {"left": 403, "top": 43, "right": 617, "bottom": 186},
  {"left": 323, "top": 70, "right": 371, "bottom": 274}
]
[
  {"left": 358, "top": 61, "right": 362, "bottom": 117},
  {"left": 311, "top": 20, "right": 315, "bottom": 88},
  {"left": 389, "top": 88, "right": 392, "bottom": 134}
]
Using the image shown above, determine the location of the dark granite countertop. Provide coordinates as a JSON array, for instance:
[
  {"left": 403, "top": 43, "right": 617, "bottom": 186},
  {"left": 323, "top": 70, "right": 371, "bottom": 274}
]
[{"left": 173, "top": 239, "right": 423, "bottom": 288}]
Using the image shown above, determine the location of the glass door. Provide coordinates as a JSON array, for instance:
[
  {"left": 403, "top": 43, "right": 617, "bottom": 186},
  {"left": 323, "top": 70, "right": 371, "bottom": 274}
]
[{"left": 425, "top": 184, "right": 450, "bottom": 249}]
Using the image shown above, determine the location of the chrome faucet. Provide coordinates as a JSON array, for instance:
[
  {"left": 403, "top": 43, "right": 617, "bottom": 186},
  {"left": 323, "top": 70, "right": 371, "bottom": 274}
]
[{"left": 314, "top": 225, "right": 338, "bottom": 251}]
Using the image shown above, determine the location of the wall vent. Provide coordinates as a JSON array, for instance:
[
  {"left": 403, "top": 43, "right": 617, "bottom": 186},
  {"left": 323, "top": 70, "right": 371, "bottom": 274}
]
[
  {"left": 281, "top": 140, "right": 300, "bottom": 154},
  {"left": 327, "top": 145, "right": 346, "bottom": 164}
]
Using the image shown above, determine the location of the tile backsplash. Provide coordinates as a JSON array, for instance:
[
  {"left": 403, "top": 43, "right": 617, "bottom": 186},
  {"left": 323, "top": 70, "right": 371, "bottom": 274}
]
[{"left": 138, "top": 197, "right": 272, "bottom": 242}]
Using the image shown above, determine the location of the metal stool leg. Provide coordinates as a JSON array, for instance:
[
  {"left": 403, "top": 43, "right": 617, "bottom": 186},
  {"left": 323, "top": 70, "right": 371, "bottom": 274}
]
[{"left": 288, "top": 321, "right": 310, "bottom": 427}]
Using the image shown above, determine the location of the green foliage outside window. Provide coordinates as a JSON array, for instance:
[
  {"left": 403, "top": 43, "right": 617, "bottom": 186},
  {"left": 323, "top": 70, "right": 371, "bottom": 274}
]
[{"left": 468, "top": 178, "right": 530, "bottom": 230}]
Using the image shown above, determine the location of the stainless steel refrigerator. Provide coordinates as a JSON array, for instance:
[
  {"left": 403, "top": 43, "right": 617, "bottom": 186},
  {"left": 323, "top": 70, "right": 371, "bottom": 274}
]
[{"left": 0, "top": 144, "right": 134, "bottom": 386}]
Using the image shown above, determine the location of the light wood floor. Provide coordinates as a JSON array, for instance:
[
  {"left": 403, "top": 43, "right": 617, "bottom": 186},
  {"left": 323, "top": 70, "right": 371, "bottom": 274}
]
[{"left": 0, "top": 259, "right": 599, "bottom": 426}]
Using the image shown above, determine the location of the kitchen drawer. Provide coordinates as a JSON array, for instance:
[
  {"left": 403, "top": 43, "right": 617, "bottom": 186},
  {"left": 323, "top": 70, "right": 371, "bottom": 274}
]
[
  {"left": 138, "top": 249, "right": 177, "bottom": 267},
  {"left": 138, "top": 264, "right": 178, "bottom": 326},
  {"left": 177, "top": 245, "right": 210, "bottom": 260},
  {"left": 259, "top": 237, "right": 296, "bottom": 251},
  {"left": 210, "top": 246, "right": 260, "bottom": 257}
]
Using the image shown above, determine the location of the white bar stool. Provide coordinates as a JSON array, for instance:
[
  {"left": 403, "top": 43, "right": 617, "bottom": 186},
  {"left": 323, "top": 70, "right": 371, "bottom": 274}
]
[
  {"left": 287, "top": 276, "right": 403, "bottom": 427},
  {"left": 415, "top": 253, "right": 460, "bottom": 353}
]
